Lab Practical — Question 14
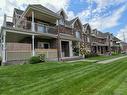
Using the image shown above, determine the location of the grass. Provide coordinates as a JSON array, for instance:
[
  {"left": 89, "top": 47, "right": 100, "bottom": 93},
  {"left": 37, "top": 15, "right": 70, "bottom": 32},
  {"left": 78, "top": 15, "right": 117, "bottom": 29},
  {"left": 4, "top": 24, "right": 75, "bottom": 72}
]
[
  {"left": 87, "top": 54, "right": 126, "bottom": 61},
  {"left": 0, "top": 59, "right": 127, "bottom": 95}
]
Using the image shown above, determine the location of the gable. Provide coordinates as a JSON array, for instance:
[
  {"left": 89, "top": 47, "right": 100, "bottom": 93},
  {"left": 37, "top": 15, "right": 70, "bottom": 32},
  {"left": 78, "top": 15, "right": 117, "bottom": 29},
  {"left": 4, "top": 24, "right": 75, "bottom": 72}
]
[
  {"left": 58, "top": 9, "right": 68, "bottom": 20},
  {"left": 83, "top": 24, "right": 92, "bottom": 34},
  {"left": 73, "top": 18, "right": 82, "bottom": 30}
]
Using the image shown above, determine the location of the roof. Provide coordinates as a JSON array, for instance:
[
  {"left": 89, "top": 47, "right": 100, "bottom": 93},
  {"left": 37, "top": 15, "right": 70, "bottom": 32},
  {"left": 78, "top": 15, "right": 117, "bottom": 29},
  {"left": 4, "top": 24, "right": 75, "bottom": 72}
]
[
  {"left": 69, "top": 17, "right": 78, "bottom": 25},
  {"left": 97, "top": 31, "right": 107, "bottom": 38},
  {"left": 92, "top": 29, "right": 108, "bottom": 38},
  {"left": 65, "top": 17, "right": 82, "bottom": 27},
  {"left": 113, "top": 36, "right": 121, "bottom": 41},
  {"left": 14, "top": 8, "right": 24, "bottom": 15},
  {"left": 29, "top": 4, "right": 60, "bottom": 18},
  {"left": 64, "top": 17, "right": 78, "bottom": 27},
  {"left": 57, "top": 9, "right": 68, "bottom": 19},
  {"left": 83, "top": 23, "right": 91, "bottom": 32},
  {"left": 83, "top": 23, "right": 89, "bottom": 27}
]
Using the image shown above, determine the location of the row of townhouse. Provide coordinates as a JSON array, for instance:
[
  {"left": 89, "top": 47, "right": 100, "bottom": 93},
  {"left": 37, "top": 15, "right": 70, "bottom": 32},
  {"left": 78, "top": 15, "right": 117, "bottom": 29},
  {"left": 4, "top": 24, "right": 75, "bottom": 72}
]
[
  {"left": 83, "top": 25, "right": 121, "bottom": 55},
  {"left": 0, "top": 4, "right": 121, "bottom": 64}
]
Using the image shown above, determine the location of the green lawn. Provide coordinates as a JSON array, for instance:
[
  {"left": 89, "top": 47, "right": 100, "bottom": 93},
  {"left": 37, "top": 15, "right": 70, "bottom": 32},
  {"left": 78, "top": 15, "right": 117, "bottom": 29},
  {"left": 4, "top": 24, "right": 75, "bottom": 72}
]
[
  {"left": 0, "top": 59, "right": 127, "bottom": 95},
  {"left": 87, "top": 54, "right": 126, "bottom": 61}
]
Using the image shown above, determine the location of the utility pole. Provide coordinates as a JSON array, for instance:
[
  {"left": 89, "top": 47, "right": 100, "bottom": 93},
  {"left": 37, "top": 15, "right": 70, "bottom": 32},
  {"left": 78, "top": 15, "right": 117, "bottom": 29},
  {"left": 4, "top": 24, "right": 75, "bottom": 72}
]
[
  {"left": 57, "top": 20, "right": 61, "bottom": 61},
  {"left": 123, "top": 31, "right": 126, "bottom": 42},
  {"left": 89, "top": 0, "right": 93, "bottom": 53}
]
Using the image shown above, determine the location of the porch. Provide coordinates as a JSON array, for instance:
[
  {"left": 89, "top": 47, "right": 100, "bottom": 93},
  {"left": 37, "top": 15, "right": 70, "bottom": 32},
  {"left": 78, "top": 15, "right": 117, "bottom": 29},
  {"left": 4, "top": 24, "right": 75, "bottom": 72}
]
[
  {"left": 6, "top": 43, "right": 57, "bottom": 61},
  {"left": 1, "top": 31, "right": 58, "bottom": 63},
  {"left": 92, "top": 45, "right": 109, "bottom": 55},
  {"left": 60, "top": 40, "right": 80, "bottom": 58}
]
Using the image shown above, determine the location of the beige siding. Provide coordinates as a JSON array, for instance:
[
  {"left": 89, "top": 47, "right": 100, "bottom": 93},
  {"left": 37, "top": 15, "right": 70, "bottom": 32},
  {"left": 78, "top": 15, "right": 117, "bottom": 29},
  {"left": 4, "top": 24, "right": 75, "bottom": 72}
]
[
  {"left": 6, "top": 43, "right": 57, "bottom": 61},
  {"left": 6, "top": 43, "right": 32, "bottom": 61},
  {"left": 7, "top": 51, "right": 32, "bottom": 61},
  {"left": 35, "top": 49, "right": 57, "bottom": 59},
  {"left": 7, "top": 43, "right": 31, "bottom": 51}
]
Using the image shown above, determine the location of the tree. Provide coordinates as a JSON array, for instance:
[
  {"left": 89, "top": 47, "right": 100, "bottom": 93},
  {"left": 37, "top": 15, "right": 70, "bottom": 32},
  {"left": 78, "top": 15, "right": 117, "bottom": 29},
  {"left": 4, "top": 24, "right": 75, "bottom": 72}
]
[{"left": 80, "top": 42, "right": 88, "bottom": 58}]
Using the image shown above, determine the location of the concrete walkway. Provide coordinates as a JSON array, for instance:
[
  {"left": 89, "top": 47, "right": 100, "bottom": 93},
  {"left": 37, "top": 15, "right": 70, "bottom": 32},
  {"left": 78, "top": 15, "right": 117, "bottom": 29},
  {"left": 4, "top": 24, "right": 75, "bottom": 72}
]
[
  {"left": 66, "top": 59, "right": 98, "bottom": 63},
  {"left": 97, "top": 55, "right": 127, "bottom": 64}
]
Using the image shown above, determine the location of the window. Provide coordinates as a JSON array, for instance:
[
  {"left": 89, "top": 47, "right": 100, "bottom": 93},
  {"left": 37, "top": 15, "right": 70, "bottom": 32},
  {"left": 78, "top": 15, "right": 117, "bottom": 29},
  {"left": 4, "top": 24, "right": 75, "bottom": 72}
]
[
  {"left": 59, "top": 15, "right": 64, "bottom": 25},
  {"left": 76, "top": 31, "right": 80, "bottom": 38},
  {"left": 44, "top": 43, "right": 49, "bottom": 49},
  {"left": 38, "top": 42, "right": 50, "bottom": 49},
  {"left": 59, "top": 19, "right": 64, "bottom": 25},
  {"left": 87, "top": 37, "right": 90, "bottom": 42}
]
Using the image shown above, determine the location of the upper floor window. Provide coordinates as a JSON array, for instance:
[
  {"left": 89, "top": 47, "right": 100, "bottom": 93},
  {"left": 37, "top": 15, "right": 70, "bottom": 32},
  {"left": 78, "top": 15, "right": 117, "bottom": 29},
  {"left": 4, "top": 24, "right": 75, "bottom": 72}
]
[
  {"left": 76, "top": 31, "right": 80, "bottom": 38},
  {"left": 87, "top": 37, "right": 90, "bottom": 42},
  {"left": 59, "top": 15, "right": 65, "bottom": 25},
  {"left": 59, "top": 18, "right": 64, "bottom": 25}
]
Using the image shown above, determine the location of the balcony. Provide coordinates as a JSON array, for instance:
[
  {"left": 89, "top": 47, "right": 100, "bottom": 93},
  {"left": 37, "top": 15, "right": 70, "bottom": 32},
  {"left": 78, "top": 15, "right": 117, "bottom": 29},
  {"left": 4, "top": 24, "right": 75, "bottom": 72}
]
[{"left": 4, "top": 16, "right": 57, "bottom": 35}]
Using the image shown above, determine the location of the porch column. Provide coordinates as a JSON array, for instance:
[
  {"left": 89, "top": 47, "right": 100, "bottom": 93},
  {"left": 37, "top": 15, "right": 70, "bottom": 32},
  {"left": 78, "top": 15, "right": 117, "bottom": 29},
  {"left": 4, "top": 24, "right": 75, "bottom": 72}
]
[
  {"left": 2, "top": 31, "right": 6, "bottom": 63},
  {"left": 60, "top": 40, "right": 62, "bottom": 57},
  {"left": 69, "top": 41, "right": 73, "bottom": 57},
  {"left": 100, "top": 46, "right": 102, "bottom": 54},
  {"left": 103, "top": 47, "right": 105, "bottom": 54},
  {"left": 31, "top": 11, "right": 35, "bottom": 32},
  {"left": 32, "top": 34, "right": 35, "bottom": 56},
  {"left": 102, "top": 47, "right": 104, "bottom": 54},
  {"left": 101, "top": 46, "right": 103, "bottom": 54},
  {"left": 96, "top": 46, "right": 98, "bottom": 54}
]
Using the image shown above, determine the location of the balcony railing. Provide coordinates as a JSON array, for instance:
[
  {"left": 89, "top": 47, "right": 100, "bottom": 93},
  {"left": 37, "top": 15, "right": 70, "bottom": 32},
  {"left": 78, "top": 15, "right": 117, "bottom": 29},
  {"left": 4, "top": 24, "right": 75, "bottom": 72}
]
[
  {"left": 5, "top": 16, "right": 57, "bottom": 35},
  {"left": 34, "top": 22, "right": 57, "bottom": 34}
]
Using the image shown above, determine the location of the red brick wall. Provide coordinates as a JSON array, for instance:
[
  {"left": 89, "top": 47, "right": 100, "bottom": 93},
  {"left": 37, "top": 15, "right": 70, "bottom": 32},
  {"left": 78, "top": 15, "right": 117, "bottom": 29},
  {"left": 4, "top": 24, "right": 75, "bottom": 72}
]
[{"left": 59, "top": 26, "right": 73, "bottom": 35}]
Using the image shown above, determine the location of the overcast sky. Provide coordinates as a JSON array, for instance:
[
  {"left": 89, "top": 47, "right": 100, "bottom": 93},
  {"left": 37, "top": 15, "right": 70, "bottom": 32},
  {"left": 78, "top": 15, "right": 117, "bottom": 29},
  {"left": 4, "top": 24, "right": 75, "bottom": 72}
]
[{"left": 0, "top": 0, "right": 127, "bottom": 42}]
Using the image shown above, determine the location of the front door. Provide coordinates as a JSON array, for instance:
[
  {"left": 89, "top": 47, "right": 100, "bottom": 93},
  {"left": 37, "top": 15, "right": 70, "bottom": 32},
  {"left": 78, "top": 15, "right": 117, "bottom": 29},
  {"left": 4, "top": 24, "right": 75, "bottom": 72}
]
[{"left": 61, "top": 41, "right": 70, "bottom": 57}]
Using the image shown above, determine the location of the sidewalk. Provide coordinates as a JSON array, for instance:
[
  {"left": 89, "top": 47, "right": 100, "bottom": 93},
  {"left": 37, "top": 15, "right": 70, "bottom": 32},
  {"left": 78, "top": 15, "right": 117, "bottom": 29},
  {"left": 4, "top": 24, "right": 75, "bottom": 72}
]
[
  {"left": 66, "top": 59, "right": 98, "bottom": 63},
  {"left": 97, "top": 55, "right": 127, "bottom": 64}
]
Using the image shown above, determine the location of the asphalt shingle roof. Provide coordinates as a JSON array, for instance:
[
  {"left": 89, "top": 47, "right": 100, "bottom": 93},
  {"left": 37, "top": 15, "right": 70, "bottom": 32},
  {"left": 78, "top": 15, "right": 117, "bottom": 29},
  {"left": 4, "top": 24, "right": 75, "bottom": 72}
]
[
  {"left": 64, "top": 17, "right": 78, "bottom": 26},
  {"left": 14, "top": 8, "right": 24, "bottom": 15}
]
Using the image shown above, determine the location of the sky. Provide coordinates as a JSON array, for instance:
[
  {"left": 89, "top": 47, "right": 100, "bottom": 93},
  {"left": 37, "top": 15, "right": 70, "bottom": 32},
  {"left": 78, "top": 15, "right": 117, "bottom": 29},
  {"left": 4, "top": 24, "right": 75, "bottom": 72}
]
[{"left": 0, "top": 0, "right": 127, "bottom": 42}]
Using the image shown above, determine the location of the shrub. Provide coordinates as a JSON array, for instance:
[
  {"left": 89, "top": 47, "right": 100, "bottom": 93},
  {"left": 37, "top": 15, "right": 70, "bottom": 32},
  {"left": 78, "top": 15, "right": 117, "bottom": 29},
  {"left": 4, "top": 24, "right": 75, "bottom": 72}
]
[
  {"left": 38, "top": 54, "right": 46, "bottom": 62},
  {"left": 29, "top": 56, "right": 41, "bottom": 64},
  {"left": 111, "top": 52, "right": 119, "bottom": 55},
  {"left": 85, "top": 53, "right": 98, "bottom": 58},
  {"left": 29, "top": 54, "right": 46, "bottom": 64}
]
